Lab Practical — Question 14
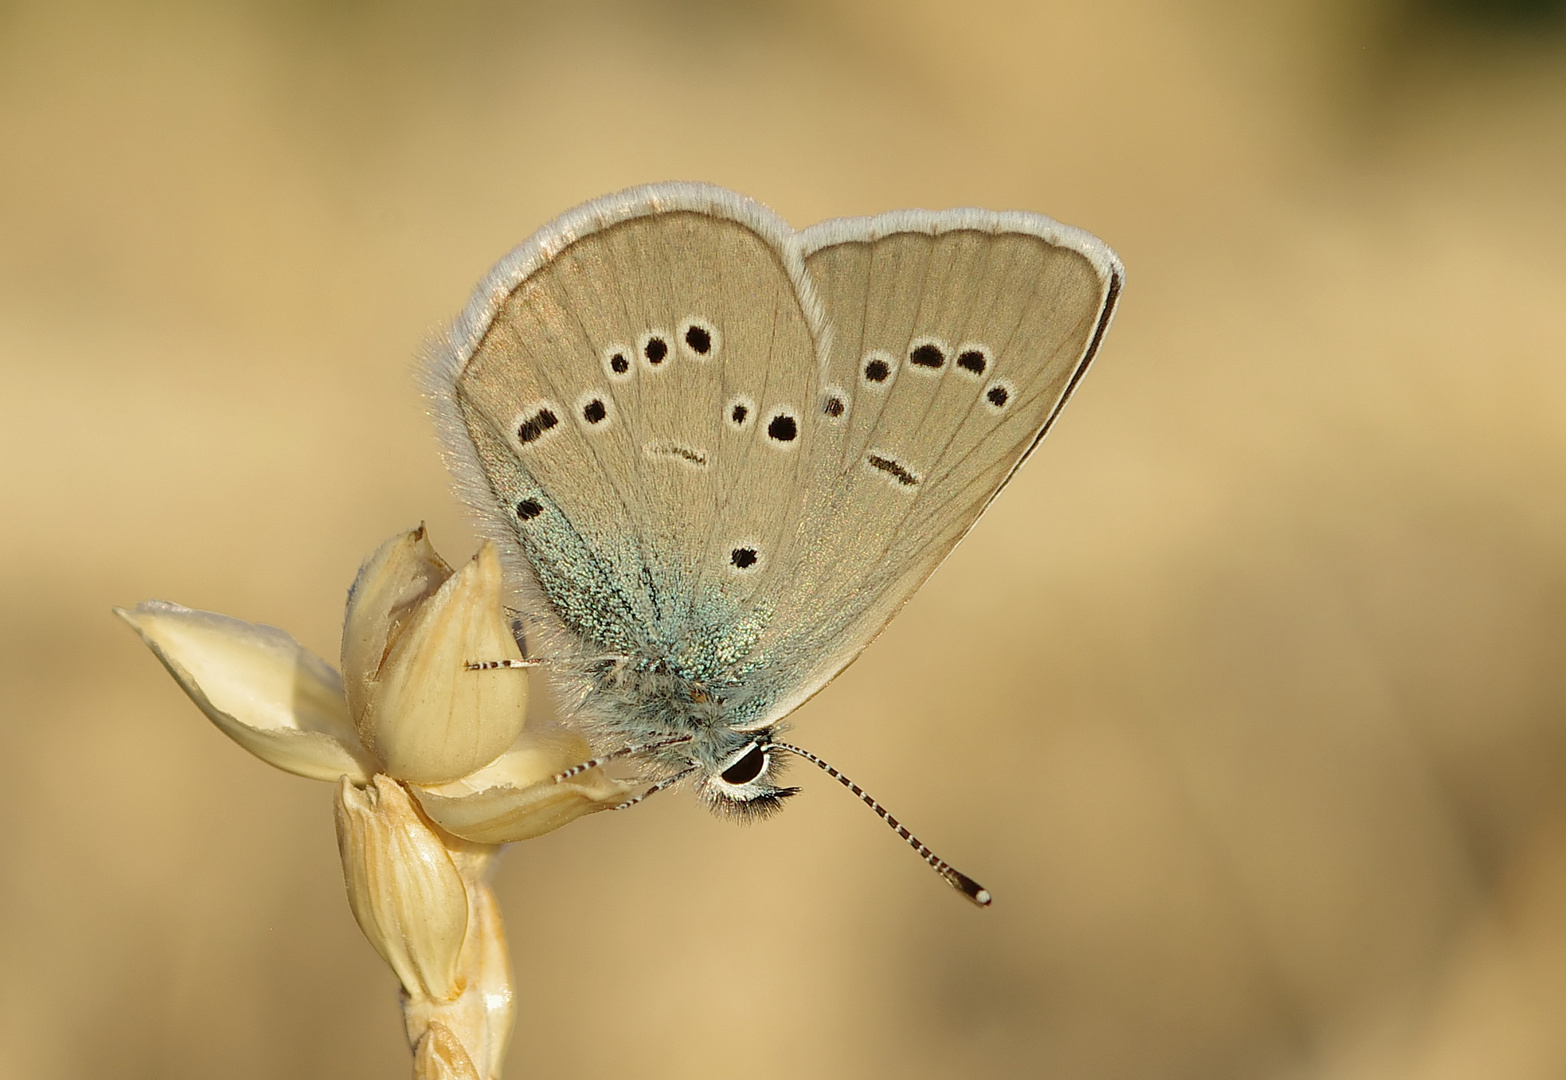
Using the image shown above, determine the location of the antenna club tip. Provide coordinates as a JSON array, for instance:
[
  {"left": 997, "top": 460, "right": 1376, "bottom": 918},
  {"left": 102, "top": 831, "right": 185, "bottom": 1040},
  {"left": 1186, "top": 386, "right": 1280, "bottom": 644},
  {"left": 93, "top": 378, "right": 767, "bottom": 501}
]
[
  {"left": 947, "top": 870, "right": 992, "bottom": 908},
  {"left": 773, "top": 740, "right": 992, "bottom": 907}
]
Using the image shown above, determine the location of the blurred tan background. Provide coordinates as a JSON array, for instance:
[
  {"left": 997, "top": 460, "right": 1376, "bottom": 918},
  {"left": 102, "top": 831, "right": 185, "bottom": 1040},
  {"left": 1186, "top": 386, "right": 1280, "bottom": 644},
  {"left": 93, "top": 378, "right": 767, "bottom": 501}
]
[{"left": 3, "top": 1, "right": 1565, "bottom": 1077}]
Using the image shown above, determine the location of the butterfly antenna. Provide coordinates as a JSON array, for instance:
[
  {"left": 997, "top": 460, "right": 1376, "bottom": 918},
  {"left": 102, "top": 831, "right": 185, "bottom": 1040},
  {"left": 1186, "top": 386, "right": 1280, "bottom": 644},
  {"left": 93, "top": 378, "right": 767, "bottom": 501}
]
[
  {"left": 770, "top": 741, "right": 992, "bottom": 907},
  {"left": 613, "top": 765, "right": 699, "bottom": 812}
]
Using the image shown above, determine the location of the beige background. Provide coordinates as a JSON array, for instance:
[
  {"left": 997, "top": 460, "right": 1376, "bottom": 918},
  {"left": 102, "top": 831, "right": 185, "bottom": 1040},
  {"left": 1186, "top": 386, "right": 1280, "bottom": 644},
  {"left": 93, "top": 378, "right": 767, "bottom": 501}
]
[{"left": 3, "top": 1, "right": 1565, "bottom": 1077}]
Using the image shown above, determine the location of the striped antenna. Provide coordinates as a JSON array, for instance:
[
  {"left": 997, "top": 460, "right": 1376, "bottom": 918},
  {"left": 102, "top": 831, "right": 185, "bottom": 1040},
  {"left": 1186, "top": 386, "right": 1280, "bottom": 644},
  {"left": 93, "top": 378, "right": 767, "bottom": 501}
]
[{"left": 770, "top": 741, "right": 991, "bottom": 907}]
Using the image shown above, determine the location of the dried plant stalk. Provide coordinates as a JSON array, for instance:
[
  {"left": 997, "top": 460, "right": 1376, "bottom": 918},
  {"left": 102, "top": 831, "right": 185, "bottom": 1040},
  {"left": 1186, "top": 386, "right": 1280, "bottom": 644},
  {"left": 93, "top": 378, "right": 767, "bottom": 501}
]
[{"left": 336, "top": 774, "right": 515, "bottom": 1080}]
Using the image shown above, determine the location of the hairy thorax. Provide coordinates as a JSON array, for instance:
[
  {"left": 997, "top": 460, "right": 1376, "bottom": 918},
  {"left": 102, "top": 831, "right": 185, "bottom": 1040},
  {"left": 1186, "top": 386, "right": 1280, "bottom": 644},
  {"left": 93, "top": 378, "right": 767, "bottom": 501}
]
[{"left": 569, "top": 652, "right": 773, "bottom": 779}]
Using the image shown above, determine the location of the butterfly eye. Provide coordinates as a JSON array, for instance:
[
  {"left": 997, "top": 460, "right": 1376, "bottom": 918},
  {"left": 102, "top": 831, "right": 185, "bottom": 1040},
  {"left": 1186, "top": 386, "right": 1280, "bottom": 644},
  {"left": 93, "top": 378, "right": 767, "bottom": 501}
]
[{"left": 720, "top": 744, "right": 767, "bottom": 785}]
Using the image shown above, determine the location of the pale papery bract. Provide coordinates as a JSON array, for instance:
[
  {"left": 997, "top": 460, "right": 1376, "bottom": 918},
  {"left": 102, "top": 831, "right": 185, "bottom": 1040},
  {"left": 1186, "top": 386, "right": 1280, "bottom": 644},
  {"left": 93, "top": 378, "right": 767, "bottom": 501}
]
[
  {"left": 116, "top": 527, "right": 635, "bottom": 840},
  {"left": 118, "top": 526, "right": 635, "bottom": 1079}
]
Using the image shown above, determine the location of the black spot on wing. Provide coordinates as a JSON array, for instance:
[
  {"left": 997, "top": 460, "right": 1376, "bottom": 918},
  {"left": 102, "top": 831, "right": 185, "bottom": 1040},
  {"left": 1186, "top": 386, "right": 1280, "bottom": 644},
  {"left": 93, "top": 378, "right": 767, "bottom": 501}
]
[
  {"left": 645, "top": 442, "right": 708, "bottom": 467},
  {"left": 866, "top": 453, "right": 919, "bottom": 487},
  {"left": 767, "top": 414, "right": 798, "bottom": 443},
  {"left": 957, "top": 349, "right": 987, "bottom": 375},
  {"left": 516, "top": 408, "right": 558, "bottom": 444},
  {"left": 984, "top": 382, "right": 1012, "bottom": 412}
]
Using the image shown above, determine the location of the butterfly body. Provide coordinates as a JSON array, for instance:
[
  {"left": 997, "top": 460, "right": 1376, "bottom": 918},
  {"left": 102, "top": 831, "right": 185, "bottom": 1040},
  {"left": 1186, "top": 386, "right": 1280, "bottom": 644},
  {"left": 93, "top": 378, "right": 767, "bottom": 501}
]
[
  {"left": 427, "top": 183, "right": 1122, "bottom": 821},
  {"left": 568, "top": 652, "right": 796, "bottom": 816}
]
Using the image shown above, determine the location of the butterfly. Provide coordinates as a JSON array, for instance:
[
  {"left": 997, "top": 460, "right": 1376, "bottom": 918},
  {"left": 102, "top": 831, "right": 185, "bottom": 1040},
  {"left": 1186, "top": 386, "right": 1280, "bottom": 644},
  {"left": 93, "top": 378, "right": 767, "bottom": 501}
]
[{"left": 424, "top": 183, "right": 1122, "bottom": 904}]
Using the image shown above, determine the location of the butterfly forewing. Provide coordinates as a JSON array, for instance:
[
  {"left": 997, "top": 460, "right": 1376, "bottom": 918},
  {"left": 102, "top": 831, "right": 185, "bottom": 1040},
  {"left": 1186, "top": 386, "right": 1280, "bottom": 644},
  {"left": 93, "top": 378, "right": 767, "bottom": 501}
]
[{"left": 748, "top": 215, "right": 1120, "bottom": 717}]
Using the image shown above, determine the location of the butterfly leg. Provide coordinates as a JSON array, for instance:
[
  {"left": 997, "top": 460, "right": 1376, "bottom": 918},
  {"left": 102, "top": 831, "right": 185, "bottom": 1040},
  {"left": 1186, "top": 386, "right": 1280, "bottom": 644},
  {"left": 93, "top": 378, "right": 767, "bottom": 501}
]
[
  {"left": 612, "top": 765, "right": 699, "bottom": 812},
  {"left": 465, "top": 658, "right": 549, "bottom": 671},
  {"left": 466, "top": 653, "right": 630, "bottom": 672},
  {"left": 551, "top": 733, "right": 694, "bottom": 783}
]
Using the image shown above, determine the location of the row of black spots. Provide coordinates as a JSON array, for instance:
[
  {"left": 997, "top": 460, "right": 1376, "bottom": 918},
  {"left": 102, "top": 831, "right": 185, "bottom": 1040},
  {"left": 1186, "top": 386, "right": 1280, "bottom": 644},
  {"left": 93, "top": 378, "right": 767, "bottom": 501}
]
[
  {"left": 723, "top": 395, "right": 800, "bottom": 448},
  {"left": 865, "top": 451, "right": 920, "bottom": 488},
  {"left": 908, "top": 339, "right": 991, "bottom": 378},
  {"left": 600, "top": 333, "right": 669, "bottom": 379},
  {"left": 601, "top": 317, "right": 718, "bottom": 383},
  {"left": 536, "top": 384, "right": 850, "bottom": 447},
  {"left": 856, "top": 341, "right": 1010, "bottom": 408}
]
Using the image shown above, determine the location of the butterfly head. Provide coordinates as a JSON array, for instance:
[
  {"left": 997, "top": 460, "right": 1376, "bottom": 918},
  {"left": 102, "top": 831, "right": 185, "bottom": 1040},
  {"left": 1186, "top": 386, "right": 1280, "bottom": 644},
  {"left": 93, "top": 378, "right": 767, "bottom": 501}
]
[{"left": 698, "top": 736, "right": 799, "bottom": 820}]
